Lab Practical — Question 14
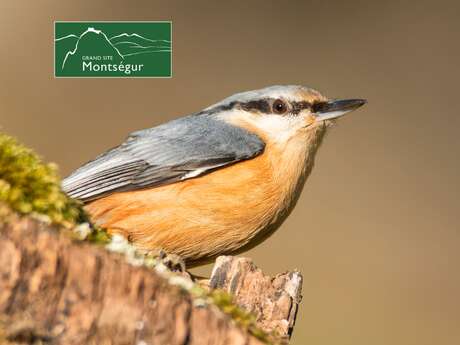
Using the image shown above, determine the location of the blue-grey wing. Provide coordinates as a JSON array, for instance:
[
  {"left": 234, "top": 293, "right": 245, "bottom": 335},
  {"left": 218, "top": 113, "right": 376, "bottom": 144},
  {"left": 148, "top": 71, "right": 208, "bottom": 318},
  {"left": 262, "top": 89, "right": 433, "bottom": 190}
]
[{"left": 62, "top": 115, "right": 265, "bottom": 202}]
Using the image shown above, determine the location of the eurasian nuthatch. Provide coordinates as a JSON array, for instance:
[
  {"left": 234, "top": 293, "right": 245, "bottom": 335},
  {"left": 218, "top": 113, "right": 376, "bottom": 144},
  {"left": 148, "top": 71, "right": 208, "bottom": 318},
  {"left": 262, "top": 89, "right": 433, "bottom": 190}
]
[{"left": 63, "top": 85, "right": 366, "bottom": 266}]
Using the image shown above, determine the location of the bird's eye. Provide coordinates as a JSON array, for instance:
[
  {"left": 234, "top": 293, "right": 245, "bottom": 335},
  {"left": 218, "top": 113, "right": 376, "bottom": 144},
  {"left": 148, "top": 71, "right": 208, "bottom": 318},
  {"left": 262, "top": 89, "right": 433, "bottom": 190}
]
[{"left": 272, "top": 99, "right": 288, "bottom": 114}]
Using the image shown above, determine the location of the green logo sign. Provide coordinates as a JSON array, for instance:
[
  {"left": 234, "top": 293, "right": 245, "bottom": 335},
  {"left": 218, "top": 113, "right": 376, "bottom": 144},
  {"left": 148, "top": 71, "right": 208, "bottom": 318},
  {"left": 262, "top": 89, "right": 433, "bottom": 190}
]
[{"left": 54, "top": 21, "right": 172, "bottom": 78}]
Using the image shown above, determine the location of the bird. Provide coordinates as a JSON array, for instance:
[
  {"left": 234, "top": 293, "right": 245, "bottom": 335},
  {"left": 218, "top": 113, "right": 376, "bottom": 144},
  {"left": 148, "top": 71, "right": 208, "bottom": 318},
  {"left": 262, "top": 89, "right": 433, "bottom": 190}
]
[{"left": 63, "top": 85, "right": 366, "bottom": 267}]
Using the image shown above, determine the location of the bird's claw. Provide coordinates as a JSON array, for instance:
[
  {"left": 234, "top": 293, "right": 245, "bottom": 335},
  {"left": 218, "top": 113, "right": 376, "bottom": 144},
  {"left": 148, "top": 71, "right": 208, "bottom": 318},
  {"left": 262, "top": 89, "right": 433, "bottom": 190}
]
[{"left": 156, "top": 249, "right": 186, "bottom": 273}]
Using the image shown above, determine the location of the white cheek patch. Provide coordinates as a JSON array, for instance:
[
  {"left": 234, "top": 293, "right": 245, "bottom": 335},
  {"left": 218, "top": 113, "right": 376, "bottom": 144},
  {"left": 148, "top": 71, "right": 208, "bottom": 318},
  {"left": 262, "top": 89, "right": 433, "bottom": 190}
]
[
  {"left": 251, "top": 114, "right": 305, "bottom": 143},
  {"left": 219, "top": 110, "right": 308, "bottom": 144}
]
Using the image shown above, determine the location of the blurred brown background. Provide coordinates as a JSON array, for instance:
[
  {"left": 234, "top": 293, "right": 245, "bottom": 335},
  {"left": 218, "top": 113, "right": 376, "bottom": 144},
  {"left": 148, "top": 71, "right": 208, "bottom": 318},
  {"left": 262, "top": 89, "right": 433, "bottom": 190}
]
[{"left": 1, "top": 1, "right": 459, "bottom": 344}]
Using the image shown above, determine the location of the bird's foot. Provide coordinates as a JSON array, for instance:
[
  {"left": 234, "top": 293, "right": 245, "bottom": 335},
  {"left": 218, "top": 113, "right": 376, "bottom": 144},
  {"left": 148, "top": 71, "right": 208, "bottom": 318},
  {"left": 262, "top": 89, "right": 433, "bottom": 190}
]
[{"left": 155, "top": 249, "right": 187, "bottom": 274}]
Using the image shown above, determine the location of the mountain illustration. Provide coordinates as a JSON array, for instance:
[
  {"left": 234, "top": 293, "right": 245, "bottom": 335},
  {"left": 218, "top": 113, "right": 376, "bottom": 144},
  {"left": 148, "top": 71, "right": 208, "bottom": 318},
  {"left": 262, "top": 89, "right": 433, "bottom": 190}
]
[
  {"left": 58, "top": 28, "right": 123, "bottom": 70},
  {"left": 55, "top": 28, "right": 172, "bottom": 71},
  {"left": 110, "top": 33, "right": 170, "bottom": 47},
  {"left": 109, "top": 33, "right": 171, "bottom": 57},
  {"left": 55, "top": 35, "right": 79, "bottom": 56}
]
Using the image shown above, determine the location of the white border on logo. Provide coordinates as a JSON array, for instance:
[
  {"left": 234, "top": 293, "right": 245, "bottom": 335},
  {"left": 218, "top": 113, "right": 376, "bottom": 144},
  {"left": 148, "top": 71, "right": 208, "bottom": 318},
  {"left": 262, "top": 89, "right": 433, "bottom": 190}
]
[{"left": 53, "top": 20, "right": 173, "bottom": 79}]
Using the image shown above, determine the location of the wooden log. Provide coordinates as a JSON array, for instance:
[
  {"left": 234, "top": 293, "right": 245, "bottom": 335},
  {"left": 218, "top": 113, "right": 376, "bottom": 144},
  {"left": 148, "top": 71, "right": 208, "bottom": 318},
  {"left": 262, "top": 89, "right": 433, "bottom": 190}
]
[
  {"left": 0, "top": 214, "right": 302, "bottom": 345},
  {"left": 209, "top": 256, "right": 303, "bottom": 342}
]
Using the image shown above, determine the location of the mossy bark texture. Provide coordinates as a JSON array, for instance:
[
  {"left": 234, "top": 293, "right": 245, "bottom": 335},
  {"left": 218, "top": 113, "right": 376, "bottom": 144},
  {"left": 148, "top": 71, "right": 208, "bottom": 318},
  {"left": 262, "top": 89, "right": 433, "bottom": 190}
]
[
  {"left": 0, "top": 132, "right": 302, "bottom": 344},
  {"left": 0, "top": 215, "right": 302, "bottom": 345}
]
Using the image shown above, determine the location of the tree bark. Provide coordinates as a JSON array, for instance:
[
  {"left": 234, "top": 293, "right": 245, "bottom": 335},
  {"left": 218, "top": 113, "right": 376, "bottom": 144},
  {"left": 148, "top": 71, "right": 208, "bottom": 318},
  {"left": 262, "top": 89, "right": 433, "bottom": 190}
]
[
  {"left": 209, "top": 257, "right": 302, "bottom": 341},
  {"left": 0, "top": 215, "right": 302, "bottom": 345}
]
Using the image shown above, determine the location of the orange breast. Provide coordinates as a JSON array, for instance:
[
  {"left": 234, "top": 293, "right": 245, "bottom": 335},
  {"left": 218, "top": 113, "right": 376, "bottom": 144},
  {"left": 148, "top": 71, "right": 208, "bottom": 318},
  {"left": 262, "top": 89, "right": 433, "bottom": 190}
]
[
  {"left": 85, "top": 149, "right": 287, "bottom": 265},
  {"left": 84, "top": 116, "right": 326, "bottom": 266}
]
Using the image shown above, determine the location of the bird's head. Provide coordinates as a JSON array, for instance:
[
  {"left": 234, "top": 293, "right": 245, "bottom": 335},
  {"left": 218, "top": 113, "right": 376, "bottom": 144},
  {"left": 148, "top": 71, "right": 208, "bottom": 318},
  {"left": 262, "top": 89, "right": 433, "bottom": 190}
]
[{"left": 204, "top": 85, "right": 366, "bottom": 145}]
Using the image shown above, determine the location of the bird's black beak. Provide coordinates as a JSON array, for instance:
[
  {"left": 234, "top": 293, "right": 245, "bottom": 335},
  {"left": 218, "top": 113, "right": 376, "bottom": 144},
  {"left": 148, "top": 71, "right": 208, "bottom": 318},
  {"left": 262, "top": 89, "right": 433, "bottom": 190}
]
[{"left": 313, "top": 99, "right": 367, "bottom": 121}]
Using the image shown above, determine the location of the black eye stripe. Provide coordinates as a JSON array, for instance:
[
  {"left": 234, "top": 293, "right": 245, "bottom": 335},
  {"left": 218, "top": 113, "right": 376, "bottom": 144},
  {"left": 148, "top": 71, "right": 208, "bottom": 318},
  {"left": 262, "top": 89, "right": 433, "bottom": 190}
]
[
  {"left": 197, "top": 98, "right": 314, "bottom": 116},
  {"left": 291, "top": 101, "right": 312, "bottom": 114},
  {"left": 240, "top": 99, "right": 313, "bottom": 115},
  {"left": 239, "top": 99, "right": 271, "bottom": 113}
]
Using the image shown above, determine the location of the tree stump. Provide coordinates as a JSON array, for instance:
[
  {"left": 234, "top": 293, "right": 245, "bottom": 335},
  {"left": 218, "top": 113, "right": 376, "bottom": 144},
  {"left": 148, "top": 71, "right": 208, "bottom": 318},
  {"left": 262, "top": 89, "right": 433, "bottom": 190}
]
[
  {"left": 0, "top": 214, "right": 302, "bottom": 345},
  {"left": 209, "top": 256, "right": 302, "bottom": 341}
]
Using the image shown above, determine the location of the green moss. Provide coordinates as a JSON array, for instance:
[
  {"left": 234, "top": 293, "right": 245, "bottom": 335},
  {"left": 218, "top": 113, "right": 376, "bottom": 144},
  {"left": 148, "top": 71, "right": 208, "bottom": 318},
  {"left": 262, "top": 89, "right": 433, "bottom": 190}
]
[
  {"left": 0, "top": 132, "right": 273, "bottom": 342},
  {"left": 208, "top": 289, "right": 275, "bottom": 343},
  {"left": 209, "top": 290, "right": 256, "bottom": 326},
  {"left": 0, "top": 132, "right": 85, "bottom": 226},
  {"left": 184, "top": 283, "right": 275, "bottom": 343},
  {"left": 0, "top": 132, "right": 111, "bottom": 244},
  {"left": 86, "top": 227, "right": 111, "bottom": 244}
]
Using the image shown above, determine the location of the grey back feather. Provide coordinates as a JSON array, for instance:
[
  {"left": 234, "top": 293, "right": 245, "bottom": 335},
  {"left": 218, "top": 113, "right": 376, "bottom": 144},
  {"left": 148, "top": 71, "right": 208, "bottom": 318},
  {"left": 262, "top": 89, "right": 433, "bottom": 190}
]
[{"left": 62, "top": 114, "right": 265, "bottom": 202}]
